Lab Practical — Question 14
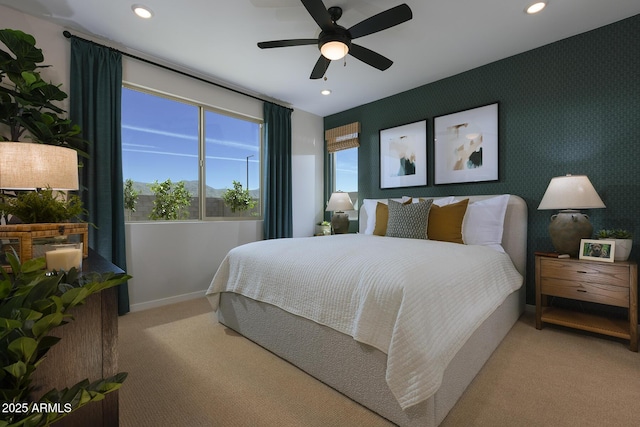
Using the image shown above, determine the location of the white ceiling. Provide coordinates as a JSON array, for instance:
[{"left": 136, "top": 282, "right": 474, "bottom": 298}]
[{"left": 2, "top": 0, "right": 639, "bottom": 117}]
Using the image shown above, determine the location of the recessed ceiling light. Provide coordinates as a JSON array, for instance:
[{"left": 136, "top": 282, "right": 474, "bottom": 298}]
[
  {"left": 321, "top": 89, "right": 332, "bottom": 96},
  {"left": 132, "top": 4, "right": 154, "bottom": 19},
  {"left": 526, "top": 2, "right": 547, "bottom": 14}
]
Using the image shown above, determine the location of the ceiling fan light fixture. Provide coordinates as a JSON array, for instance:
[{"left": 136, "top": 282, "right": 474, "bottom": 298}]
[
  {"left": 132, "top": 4, "right": 154, "bottom": 19},
  {"left": 321, "top": 41, "right": 349, "bottom": 61},
  {"left": 526, "top": 2, "right": 547, "bottom": 14}
]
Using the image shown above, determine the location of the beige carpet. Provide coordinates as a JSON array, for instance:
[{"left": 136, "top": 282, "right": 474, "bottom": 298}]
[{"left": 119, "top": 298, "right": 640, "bottom": 427}]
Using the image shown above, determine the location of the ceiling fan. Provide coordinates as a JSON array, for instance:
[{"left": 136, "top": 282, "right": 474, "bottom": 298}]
[{"left": 257, "top": 0, "right": 413, "bottom": 79}]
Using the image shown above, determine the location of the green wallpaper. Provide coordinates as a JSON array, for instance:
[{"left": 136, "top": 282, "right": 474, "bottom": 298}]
[{"left": 325, "top": 14, "right": 640, "bottom": 305}]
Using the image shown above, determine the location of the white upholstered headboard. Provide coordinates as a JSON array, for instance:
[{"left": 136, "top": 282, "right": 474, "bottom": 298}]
[{"left": 358, "top": 195, "right": 528, "bottom": 278}]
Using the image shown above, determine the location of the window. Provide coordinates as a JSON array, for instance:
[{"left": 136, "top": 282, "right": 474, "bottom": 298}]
[
  {"left": 121, "top": 87, "right": 261, "bottom": 221},
  {"left": 326, "top": 122, "right": 360, "bottom": 219},
  {"left": 203, "top": 110, "right": 261, "bottom": 217},
  {"left": 333, "top": 147, "right": 358, "bottom": 219}
]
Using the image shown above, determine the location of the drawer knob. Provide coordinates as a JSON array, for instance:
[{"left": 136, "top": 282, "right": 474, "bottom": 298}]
[{"left": 577, "top": 289, "right": 587, "bottom": 293}]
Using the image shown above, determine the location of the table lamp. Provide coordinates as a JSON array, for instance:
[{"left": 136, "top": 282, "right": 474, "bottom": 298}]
[
  {"left": 326, "top": 191, "right": 354, "bottom": 234},
  {"left": 0, "top": 142, "right": 79, "bottom": 191},
  {"left": 537, "top": 174, "right": 605, "bottom": 257},
  {"left": 0, "top": 142, "right": 79, "bottom": 225}
]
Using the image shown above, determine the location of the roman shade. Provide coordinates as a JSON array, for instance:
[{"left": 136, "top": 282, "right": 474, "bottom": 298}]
[{"left": 325, "top": 122, "right": 360, "bottom": 152}]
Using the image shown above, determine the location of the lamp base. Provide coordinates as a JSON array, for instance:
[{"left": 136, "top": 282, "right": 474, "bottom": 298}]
[
  {"left": 331, "top": 212, "right": 350, "bottom": 234},
  {"left": 548, "top": 210, "right": 593, "bottom": 258}
]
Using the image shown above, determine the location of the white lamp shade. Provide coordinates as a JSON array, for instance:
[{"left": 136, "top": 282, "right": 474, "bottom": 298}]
[
  {"left": 0, "top": 142, "right": 79, "bottom": 190},
  {"left": 538, "top": 174, "right": 605, "bottom": 210},
  {"left": 320, "top": 41, "right": 349, "bottom": 60},
  {"left": 326, "top": 192, "right": 354, "bottom": 212}
]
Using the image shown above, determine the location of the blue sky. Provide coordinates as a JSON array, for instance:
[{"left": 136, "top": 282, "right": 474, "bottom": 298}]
[
  {"left": 121, "top": 87, "right": 358, "bottom": 193},
  {"left": 334, "top": 148, "right": 358, "bottom": 192},
  {"left": 121, "top": 87, "right": 260, "bottom": 190}
]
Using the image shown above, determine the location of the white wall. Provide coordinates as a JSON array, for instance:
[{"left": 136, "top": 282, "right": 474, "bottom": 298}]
[
  {"left": 292, "top": 110, "right": 325, "bottom": 238},
  {"left": 1, "top": 6, "right": 325, "bottom": 311},
  {"left": 124, "top": 220, "right": 263, "bottom": 311},
  {"left": 0, "top": 7, "right": 71, "bottom": 111}
]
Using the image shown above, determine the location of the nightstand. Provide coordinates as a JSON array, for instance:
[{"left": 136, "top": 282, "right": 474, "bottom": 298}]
[{"left": 535, "top": 255, "right": 638, "bottom": 351}]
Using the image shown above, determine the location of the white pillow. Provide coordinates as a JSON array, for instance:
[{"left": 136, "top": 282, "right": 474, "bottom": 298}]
[
  {"left": 363, "top": 199, "right": 386, "bottom": 234},
  {"left": 456, "top": 195, "right": 509, "bottom": 252},
  {"left": 432, "top": 196, "right": 455, "bottom": 207}
]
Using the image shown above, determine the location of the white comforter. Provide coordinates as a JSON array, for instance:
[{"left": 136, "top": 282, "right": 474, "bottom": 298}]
[{"left": 206, "top": 234, "right": 523, "bottom": 409}]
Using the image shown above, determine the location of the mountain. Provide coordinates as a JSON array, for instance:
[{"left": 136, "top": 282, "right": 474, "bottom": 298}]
[{"left": 126, "top": 180, "right": 259, "bottom": 198}]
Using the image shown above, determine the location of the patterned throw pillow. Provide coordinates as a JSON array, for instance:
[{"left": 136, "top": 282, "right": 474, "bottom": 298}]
[
  {"left": 373, "top": 198, "right": 412, "bottom": 236},
  {"left": 385, "top": 199, "right": 433, "bottom": 239}
]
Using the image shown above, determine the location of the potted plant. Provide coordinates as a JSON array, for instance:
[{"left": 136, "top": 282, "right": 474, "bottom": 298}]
[
  {"left": 0, "top": 188, "right": 90, "bottom": 266},
  {"left": 222, "top": 180, "right": 255, "bottom": 214},
  {"left": 0, "top": 28, "right": 85, "bottom": 151},
  {"left": 597, "top": 229, "right": 633, "bottom": 261},
  {"left": 0, "top": 187, "right": 85, "bottom": 224},
  {"left": 1, "top": 28, "right": 90, "bottom": 256},
  {"left": 0, "top": 252, "right": 130, "bottom": 426},
  {"left": 316, "top": 221, "right": 331, "bottom": 236}
]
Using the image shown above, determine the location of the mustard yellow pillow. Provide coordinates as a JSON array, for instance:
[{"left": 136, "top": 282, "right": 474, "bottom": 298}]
[
  {"left": 373, "top": 202, "right": 389, "bottom": 236},
  {"left": 427, "top": 199, "right": 469, "bottom": 243}
]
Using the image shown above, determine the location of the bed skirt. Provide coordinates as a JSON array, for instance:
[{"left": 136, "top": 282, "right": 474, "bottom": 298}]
[{"left": 217, "top": 288, "right": 524, "bottom": 427}]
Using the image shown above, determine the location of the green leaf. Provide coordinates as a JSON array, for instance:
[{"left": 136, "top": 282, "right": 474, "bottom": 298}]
[
  {"left": 20, "top": 412, "right": 45, "bottom": 427},
  {"left": 31, "top": 312, "right": 63, "bottom": 339},
  {"left": 17, "top": 308, "right": 43, "bottom": 321},
  {"left": 6, "top": 251, "right": 22, "bottom": 275},
  {"left": 0, "top": 317, "right": 22, "bottom": 339},
  {"left": 21, "top": 70, "right": 37, "bottom": 85},
  {"left": 21, "top": 257, "right": 46, "bottom": 273},
  {"left": 3, "top": 360, "right": 27, "bottom": 378},
  {"left": 0, "top": 280, "right": 11, "bottom": 299},
  {"left": 60, "top": 287, "right": 89, "bottom": 308},
  {"left": 34, "top": 335, "right": 61, "bottom": 364},
  {"left": 8, "top": 336, "right": 38, "bottom": 362}
]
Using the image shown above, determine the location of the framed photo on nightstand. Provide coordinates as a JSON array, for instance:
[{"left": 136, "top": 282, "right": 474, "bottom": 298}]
[{"left": 579, "top": 239, "right": 615, "bottom": 262}]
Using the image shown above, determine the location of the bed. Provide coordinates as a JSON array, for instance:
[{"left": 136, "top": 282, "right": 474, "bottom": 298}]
[{"left": 206, "top": 194, "right": 527, "bottom": 426}]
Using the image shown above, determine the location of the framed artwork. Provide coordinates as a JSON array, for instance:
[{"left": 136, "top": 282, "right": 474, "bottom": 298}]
[
  {"left": 379, "top": 119, "right": 427, "bottom": 189},
  {"left": 433, "top": 103, "right": 499, "bottom": 185},
  {"left": 579, "top": 239, "right": 615, "bottom": 262}
]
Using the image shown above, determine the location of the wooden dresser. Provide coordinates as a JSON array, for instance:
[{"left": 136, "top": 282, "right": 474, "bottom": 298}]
[
  {"left": 30, "top": 250, "right": 124, "bottom": 426},
  {"left": 535, "top": 255, "right": 638, "bottom": 351}
]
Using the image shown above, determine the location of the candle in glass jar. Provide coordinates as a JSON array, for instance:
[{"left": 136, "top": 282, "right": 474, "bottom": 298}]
[{"left": 46, "top": 248, "right": 82, "bottom": 271}]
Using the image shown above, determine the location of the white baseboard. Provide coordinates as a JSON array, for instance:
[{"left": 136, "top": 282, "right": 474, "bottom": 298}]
[{"left": 129, "top": 290, "right": 206, "bottom": 312}]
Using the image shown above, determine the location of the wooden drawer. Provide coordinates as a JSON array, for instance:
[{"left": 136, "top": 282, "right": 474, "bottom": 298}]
[
  {"left": 535, "top": 255, "right": 637, "bottom": 351},
  {"left": 540, "top": 258, "right": 630, "bottom": 288},
  {"left": 541, "top": 277, "right": 629, "bottom": 307}
]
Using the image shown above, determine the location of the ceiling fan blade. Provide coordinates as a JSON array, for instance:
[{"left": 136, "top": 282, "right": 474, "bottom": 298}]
[
  {"left": 300, "top": 0, "right": 333, "bottom": 31},
  {"left": 310, "top": 55, "right": 331, "bottom": 79},
  {"left": 348, "top": 3, "right": 412, "bottom": 39},
  {"left": 349, "top": 44, "right": 393, "bottom": 71},
  {"left": 258, "top": 39, "right": 318, "bottom": 49}
]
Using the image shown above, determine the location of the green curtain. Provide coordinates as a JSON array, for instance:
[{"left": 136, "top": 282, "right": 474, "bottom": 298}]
[
  {"left": 263, "top": 102, "right": 293, "bottom": 239},
  {"left": 69, "top": 38, "right": 129, "bottom": 315}
]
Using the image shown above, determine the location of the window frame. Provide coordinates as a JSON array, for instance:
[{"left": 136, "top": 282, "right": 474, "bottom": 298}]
[
  {"left": 200, "top": 106, "right": 263, "bottom": 220},
  {"left": 332, "top": 147, "right": 358, "bottom": 221},
  {"left": 121, "top": 83, "right": 263, "bottom": 222}
]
